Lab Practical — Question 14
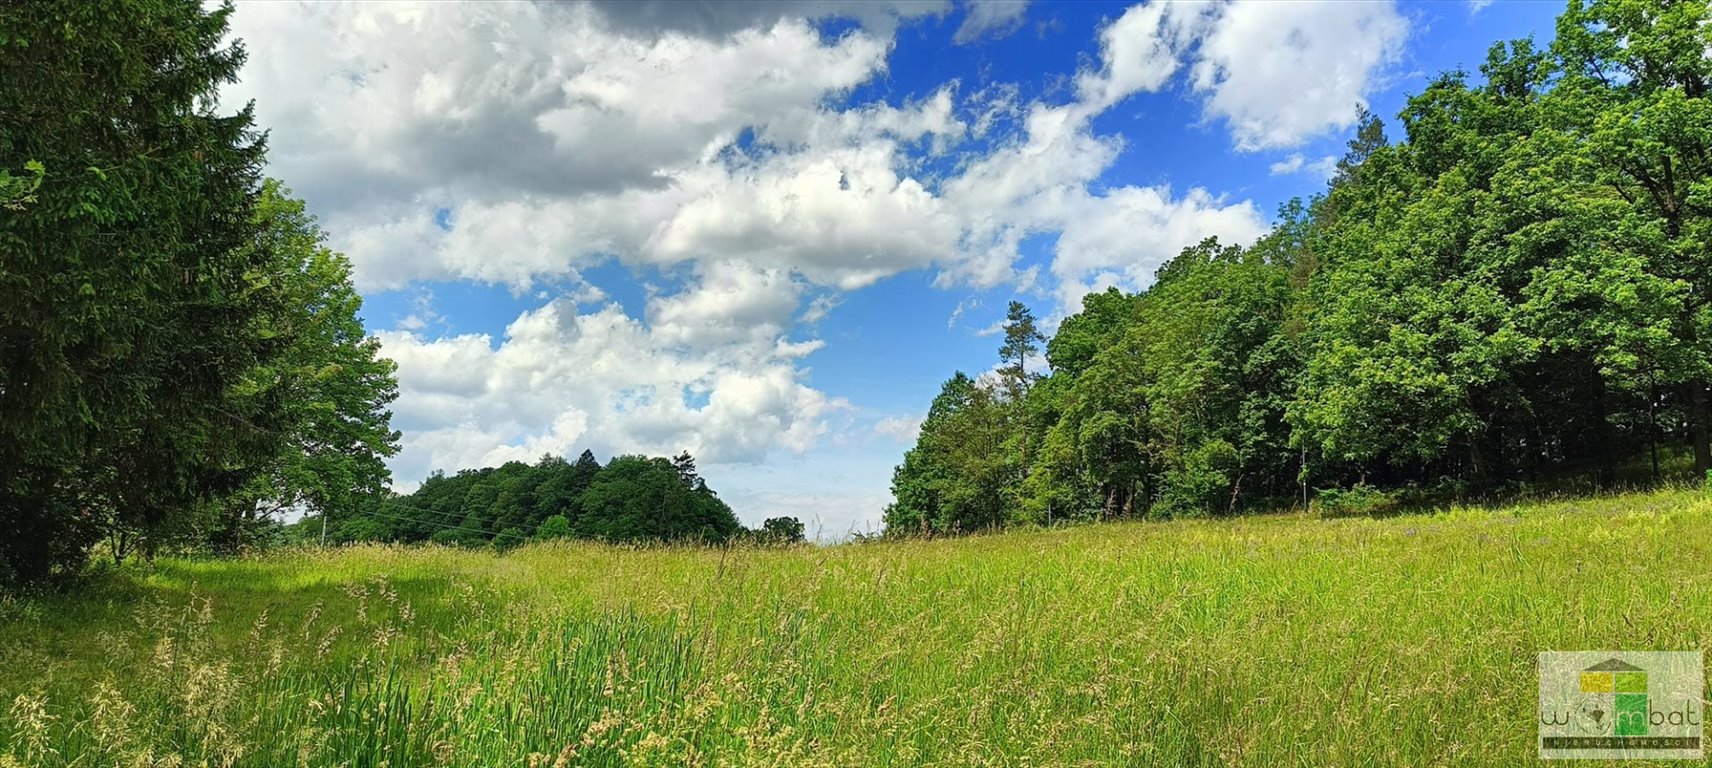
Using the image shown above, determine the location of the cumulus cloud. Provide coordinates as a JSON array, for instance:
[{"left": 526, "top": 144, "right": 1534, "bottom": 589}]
[
  {"left": 227, "top": 3, "right": 904, "bottom": 275},
  {"left": 953, "top": 0, "right": 1031, "bottom": 44},
  {"left": 1049, "top": 185, "right": 1267, "bottom": 310},
  {"left": 229, "top": 3, "right": 979, "bottom": 291},
  {"left": 647, "top": 261, "right": 801, "bottom": 350},
  {"left": 1268, "top": 152, "right": 1339, "bottom": 178},
  {"left": 584, "top": 0, "right": 948, "bottom": 39},
  {"left": 1076, "top": 0, "right": 1408, "bottom": 151},
  {"left": 1184, "top": 1, "right": 1408, "bottom": 151},
  {"left": 1075, "top": 1, "right": 1186, "bottom": 112},
  {"left": 226, "top": 0, "right": 1368, "bottom": 300},
  {"left": 647, "top": 141, "right": 966, "bottom": 290},
  {"left": 378, "top": 294, "right": 844, "bottom": 483},
  {"left": 873, "top": 415, "right": 925, "bottom": 442},
  {"left": 799, "top": 295, "right": 842, "bottom": 324},
  {"left": 942, "top": 101, "right": 1266, "bottom": 309}
]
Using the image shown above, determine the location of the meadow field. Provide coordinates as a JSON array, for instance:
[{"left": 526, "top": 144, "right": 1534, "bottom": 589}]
[{"left": 3, "top": 489, "right": 1710, "bottom": 767}]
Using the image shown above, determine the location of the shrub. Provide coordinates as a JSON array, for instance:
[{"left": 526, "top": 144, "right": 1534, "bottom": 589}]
[
  {"left": 535, "top": 515, "right": 573, "bottom": 540},
  {"left": 1313, "top": 484, "right": 1400, "bottom": 518}
]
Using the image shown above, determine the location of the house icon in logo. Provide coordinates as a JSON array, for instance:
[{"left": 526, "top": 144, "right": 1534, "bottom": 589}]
[
  {"left": 1540, "top": 650, "right": 1702, "bottom": 759},
  {"left": 1581, "top": 658, "right": 1648, "bottom": 737}
]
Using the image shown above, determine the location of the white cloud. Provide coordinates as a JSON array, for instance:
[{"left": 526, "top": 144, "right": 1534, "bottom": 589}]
[
  {"left": 1268, "top": 154, "right": 1306, "bottom": 175},
  {"left": 873, "top": 415, "right": 925, "bottom": 442},
  {"left": 1074, "top": 0, "right": 1408, "bottom": 151},
  {"left": 942, "top": 99, "right": 1266, "bottom": 311},
  {"left": 1182, "top": 0, "right": 1408, "bottom": 151},
  {"left": 647, "top": 141, "right": 966, "bottom": 290},
  {"left": 379, "top": 293, "right": 844, "bottom": 484},
  {"left": 953, "top": 0, "right": 1031, "bottom": 44},
  {"left": 1049, "top": 185, "right": 1267, "bottom": 309},
  {"left": 647, "top": 261, "right": 801, "bottom": 349},
  {"left": 1268, "top": 152, "right": 1339, "bottom": 179},
  {"left": 226, "top": 3, "right": 922, "bottom": 286},
  {"left": 947, "top": 297, "right": 980, "bottom": 329},
  {"left": 1075, "top": 1, "right": 1185, "bottom": 112},
  {"left": 799, "top": 294, "right": 842, "bottom": 324},
  {"left": 1467, "top": 0, "right": 1495, "bottom": 14},
  {"left": 583, "top": 0, "right": 949, "bottom": 39},
  {"left": 227, "top": 0, "right": 1351, "bottom": 299}
]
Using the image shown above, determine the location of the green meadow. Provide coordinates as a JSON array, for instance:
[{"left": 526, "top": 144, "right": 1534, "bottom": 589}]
[{"left": 4, "top": 488, "right": 1710, "bottom": 767}]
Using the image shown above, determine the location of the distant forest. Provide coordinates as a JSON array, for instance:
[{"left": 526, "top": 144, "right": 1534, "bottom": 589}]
[
  {"left": 888, "top": 0, "right": 1712, "bottom": 534},
  {"left": 314, "top": 451, "right": 806, "bottom": 547}
]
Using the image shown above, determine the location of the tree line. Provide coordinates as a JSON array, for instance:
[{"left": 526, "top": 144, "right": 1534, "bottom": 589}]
[
  {"left": 1, "top": 1, "right": 400, "bottom": 583},
  {"left": 888, "top": 0, "right": 1712, "bottom": 534},
  {"left": 316, "top": 450, "right": 807, "bottom": 546}
]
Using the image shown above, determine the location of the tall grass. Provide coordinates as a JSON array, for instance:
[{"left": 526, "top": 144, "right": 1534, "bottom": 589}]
[{"left": 3, "top": 488, "right": 1710, "bottom": 766}]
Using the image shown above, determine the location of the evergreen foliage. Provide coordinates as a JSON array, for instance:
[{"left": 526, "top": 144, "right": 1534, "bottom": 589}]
[{"left": 0, "top": 1, "right": 399, "bottom": 582}]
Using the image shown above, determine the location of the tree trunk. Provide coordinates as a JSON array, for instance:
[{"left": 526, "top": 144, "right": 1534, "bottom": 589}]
[
  {"left": 1692, "top": 378, "right": 1711, "bottom": 475},
  {"left": 1596, "top": 383, "right": 1616, "bottom": 487},
  {"left": 1648, "top": 378, "right": 1661, "bottom": 482}
]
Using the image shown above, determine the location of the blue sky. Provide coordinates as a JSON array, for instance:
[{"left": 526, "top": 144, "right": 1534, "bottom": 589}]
[{"left": 226, "top": 0, "right": 1562, "bottom": 537}]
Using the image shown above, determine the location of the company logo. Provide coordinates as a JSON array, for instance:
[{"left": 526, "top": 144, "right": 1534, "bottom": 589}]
[{"left": 1539, "top": 651, "right": 1703, "bottom": 760}]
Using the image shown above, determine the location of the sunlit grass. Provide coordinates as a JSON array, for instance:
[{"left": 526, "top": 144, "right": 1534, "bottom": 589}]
[{"left": 3, "top": 488, "right": 1711, "bottom": 766}]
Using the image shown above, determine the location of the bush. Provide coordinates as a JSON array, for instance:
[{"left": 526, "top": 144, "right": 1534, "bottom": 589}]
[
  {"left": 535, "top": 514, "right": 573, "bottom": 540},
  {"left": 1313, "top": 485, "right": 1400, "bottom": 518}
]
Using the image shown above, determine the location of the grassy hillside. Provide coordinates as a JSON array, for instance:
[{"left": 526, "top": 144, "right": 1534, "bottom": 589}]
[{"left": 3, "top": 489, "right": 1711, "bottom": 767}]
